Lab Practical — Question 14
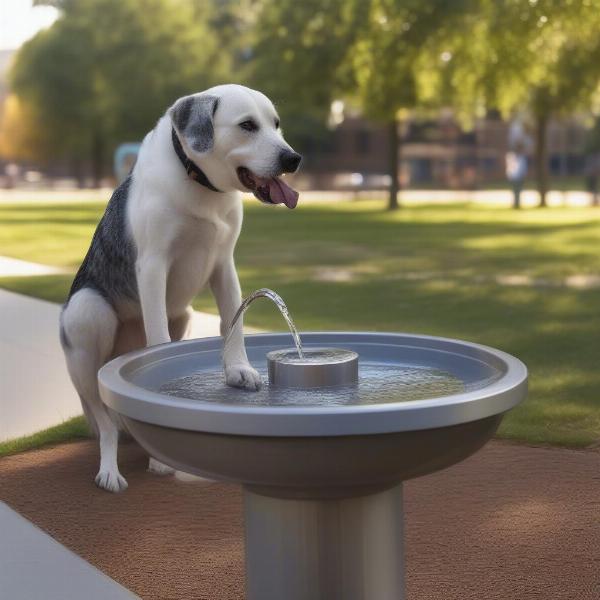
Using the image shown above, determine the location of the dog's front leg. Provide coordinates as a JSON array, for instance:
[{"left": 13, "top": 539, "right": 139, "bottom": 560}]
[
  {"left": 210, "top": 258, "right": 261, "bottom": 391},
  {"left": 137, "top": 253, "right": 171, "bottom": 347},
  {"left": 136, "top": 253, "right": 176, "bottom": 474}
]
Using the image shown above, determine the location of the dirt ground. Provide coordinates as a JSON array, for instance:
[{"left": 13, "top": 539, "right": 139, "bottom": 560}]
[{"left": 0, "top": 439, "right": 598, "bottom": 600}]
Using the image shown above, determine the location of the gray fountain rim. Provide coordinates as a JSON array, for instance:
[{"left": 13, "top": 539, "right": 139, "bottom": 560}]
[{"left": 98, "top": 331, "right": 528, "bottom": 437}]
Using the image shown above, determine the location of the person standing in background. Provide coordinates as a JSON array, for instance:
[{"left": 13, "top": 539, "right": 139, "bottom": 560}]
[
  {"left": 506, "top": 143, "right": 528, "bottom": 209},
  {"left": 506, "top": 119, "right": 532, "bottom": 209}
]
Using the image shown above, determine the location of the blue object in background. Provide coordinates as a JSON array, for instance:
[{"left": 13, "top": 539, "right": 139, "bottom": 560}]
[{"left": 114, "top": 143, "right": 141, "bottom": 183}]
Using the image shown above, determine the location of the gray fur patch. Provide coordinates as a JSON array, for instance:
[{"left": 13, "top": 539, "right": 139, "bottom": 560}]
[
  {"left": 67, "top": 175, "right": 138, "bottom": 307},
  {"left": 170, "top": 95, "right": 219, "bottom": 154},
  {"left": 170, "top": 96, "right": 195, "bottom": 132}
]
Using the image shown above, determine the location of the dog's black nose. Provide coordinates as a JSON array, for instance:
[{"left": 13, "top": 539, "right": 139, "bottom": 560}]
[{"left": 280, "top": 150, "right": 302, "bottom": 173}]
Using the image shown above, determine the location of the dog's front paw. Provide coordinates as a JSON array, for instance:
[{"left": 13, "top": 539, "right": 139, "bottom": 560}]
[
  {"left": 225, "top": 363, "right": 262, "bottom": 391},
  {"left": 95, "top": 469, "right": 128, "bottom": 493}
]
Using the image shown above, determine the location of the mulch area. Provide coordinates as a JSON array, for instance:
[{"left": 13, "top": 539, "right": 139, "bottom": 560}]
[{"left": 0, "top": 439, "right": 599, "bottom": 599}]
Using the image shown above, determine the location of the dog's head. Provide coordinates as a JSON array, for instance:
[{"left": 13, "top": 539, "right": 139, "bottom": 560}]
[{"left": 169, "top": 84, "right": 301, "bottom": 208}]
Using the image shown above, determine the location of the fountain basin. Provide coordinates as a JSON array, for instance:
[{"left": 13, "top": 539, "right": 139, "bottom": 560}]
[
  {"left": 98, "top": 332, "right": 527, "bottom": 600},
  {"left": 98, "top": 332, "right": 526, "bottom": 498}
]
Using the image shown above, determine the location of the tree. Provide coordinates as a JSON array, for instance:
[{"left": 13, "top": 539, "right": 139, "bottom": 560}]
[
  {"left": 249, "top": 0, "right": 475, "bottom": 210},
  {"left": 0, "top": 94, "right": 49, "bottom": 162},
  {"left": 431, "top": 0, "right": 600, "bottom": 207},
  {"left": 528, "top": 38, "right": 600, "bottom": 207},
  {"left": 11, "top": 0, "right": 228, "bottom": 185},
  {"left": 493, "top": 1, "right": 600, "bottom": 207},
  {"left": 247, "top": 0, "right": 367, "bottom": 154},
  {"left": 349, "top": 0, "right": 477, "bottom": 209}
]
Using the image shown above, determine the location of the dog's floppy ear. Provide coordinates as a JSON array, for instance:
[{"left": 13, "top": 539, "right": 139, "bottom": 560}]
[{"left": 169, "top": 94, "right": 219, "bottom": 154}]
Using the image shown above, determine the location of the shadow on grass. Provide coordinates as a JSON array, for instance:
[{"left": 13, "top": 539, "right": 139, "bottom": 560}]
[
  {"left": 237, "top": 202, "right": 600, "bottom": 279},
  {"left": 0, "top": 275, "right": 73, "bottom": 304}
]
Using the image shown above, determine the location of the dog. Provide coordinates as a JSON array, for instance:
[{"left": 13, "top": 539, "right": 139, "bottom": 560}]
[{"left": 59, "top": 84, "right": 301, "bottom": 492}]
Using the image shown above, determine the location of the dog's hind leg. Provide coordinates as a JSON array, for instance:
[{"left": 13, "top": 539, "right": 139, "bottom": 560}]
[
  {"left": 61, "top": 288, "right": 127, "bottom": 492},
  {"left": 147, "top": 306, "right": 195, "bottom": 476}
]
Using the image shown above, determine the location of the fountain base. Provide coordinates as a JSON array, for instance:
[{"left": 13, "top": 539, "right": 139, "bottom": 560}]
[
  {"left": 244, "top": 484, "right": 404, "bottom": 600},
  {"left": 267, "top": 347, "right": 359, "bottom": 388}
]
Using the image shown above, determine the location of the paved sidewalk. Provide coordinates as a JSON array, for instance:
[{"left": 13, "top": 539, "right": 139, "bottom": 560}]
[
  {"left": 0, "top": 502, "right": 139, "bottom": 599},
  {"left": 0, "top": 290, "right": 81, "bottom": 441},
  {"left": 0, "top": 187, "right": 595, "bottom": 207},
  {"left": 0, "top": 255, "right": 68, "bottom": 277},
  {"left": 0, "top": 287, "right": 236, "bottom": 442}
]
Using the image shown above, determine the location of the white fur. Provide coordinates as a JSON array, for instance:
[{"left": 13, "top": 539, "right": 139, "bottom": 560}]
[{"left": 62, "top": 85, "right": 297, "bottom": 492}]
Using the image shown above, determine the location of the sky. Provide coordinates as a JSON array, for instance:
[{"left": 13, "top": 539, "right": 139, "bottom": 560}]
[{"left": 0, "top": 0, "right": 59, "bottom": 51}]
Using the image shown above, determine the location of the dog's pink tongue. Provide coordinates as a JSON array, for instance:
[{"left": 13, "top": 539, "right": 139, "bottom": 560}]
[{"left": 269, "top": 177, "right": 299, "bottom": 209}]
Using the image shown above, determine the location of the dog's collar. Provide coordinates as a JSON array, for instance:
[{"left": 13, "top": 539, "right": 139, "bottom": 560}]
[{"left": 171, "top": 127, "right": 221, "bottom": 193}]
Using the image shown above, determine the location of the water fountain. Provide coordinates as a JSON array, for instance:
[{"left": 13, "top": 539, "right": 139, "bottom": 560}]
[
  {"left": 225, "top": 288, "right": 359, "bottom": 389},
  {"left": 98, "top": 289, "right": 527, "bottom": 600}
]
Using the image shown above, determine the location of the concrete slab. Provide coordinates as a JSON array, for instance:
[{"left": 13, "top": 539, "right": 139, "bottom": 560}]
[
  {"left": 0, "top": 501, "right": 139, "bottom": 599},
  {"left": 0, "top": 290, "right": 82, "bottom": 441},
  {"left": 0, "top": 287, "right": 258, "bottom": 442}
]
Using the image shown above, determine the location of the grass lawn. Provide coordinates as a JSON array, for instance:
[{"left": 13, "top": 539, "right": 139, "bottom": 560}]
[
  {"left": 1, "top": 198, "right": 599, "bottom": 449},
  {"left": 0, "top": 416, "right": 90, "bottom": 458}
]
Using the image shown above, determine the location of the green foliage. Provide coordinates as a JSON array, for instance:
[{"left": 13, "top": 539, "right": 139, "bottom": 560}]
[
  {"left": 14, "top": 1, "right": 600, "bottom": 161},
  {"left": 247, "top": 0, "right": 367, "bottom": 148},
  {"left": 445, "top": 1, "right": 600, "bottom": 121},
  {"left": 12, "top": 0, "right": 230, "bottom": 173},
  {"left": 249, "top": 0, "right": 360, "bottom": 112},
  {"left": 351, "top": 0, "right": 474, "bottom": 122},
  {"left": 11, "top": 23, "right": 94, "bottom": 161}
]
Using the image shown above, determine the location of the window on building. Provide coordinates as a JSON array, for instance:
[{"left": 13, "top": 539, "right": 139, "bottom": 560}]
[{"left": 356, "top": 130, "right": 370, "bottom": 154}]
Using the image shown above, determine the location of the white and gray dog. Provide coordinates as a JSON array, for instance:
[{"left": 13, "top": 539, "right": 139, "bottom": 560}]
[{"left": 60, "top": 84, "right": 301, "bottom": 492}]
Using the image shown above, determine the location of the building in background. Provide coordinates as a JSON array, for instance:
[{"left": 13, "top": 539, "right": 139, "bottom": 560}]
[{"left": 301, "top": 112, "right": 588, "bottom": 191}]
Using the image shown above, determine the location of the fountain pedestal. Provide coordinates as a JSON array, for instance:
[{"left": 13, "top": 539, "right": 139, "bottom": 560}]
[{"left": 244, "top": 485, "right": 404, "bottom": 600}]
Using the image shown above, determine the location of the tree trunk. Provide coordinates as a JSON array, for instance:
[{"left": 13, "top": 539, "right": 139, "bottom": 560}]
[
  {"left": 91, "top": 132, "right": 104, "bottom": 189},
  {"left": 71, "top": 157, "right": 85, "bottom": 189},
  {"left": 535, "top": 114, "right": 548, "bottom": 208},
  {"left": 388, "top": 118, "right": 400, "bottom": 210}
]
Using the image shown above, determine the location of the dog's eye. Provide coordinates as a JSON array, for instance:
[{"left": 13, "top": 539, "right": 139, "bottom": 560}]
[
  {"left": 239, "top": 120, "right": 259, "bottom": 132},
  {"left": 274, "top": 118, "right": 280, "bottom": 129}
]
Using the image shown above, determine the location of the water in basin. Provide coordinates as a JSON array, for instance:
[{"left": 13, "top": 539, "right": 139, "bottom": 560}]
[
  {"left": 157, "top": 289, "right": 502, "bottom": 407},
  {"left": 159, "top": 364, "right": 472, "bottom": 407}
]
